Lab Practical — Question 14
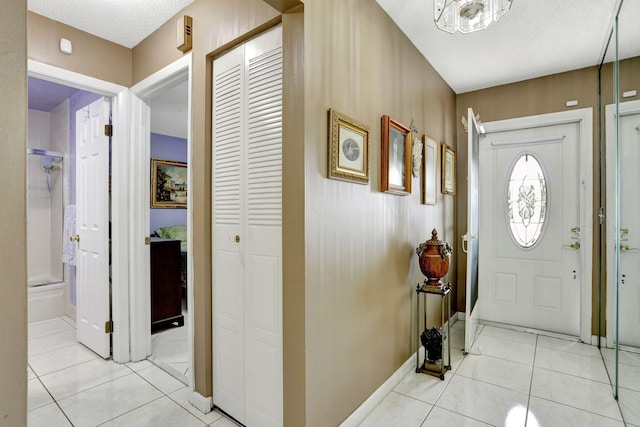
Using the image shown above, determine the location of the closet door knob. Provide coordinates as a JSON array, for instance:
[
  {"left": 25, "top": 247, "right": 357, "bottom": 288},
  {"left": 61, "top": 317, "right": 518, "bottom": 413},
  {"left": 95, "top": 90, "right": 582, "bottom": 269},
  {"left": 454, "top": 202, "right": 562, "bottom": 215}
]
[
  {"left": 235, "top": 235, "right": 240, "bottom": 243},
  {"left": 70, "top": 235, "right": 80, "bottom": 242}
]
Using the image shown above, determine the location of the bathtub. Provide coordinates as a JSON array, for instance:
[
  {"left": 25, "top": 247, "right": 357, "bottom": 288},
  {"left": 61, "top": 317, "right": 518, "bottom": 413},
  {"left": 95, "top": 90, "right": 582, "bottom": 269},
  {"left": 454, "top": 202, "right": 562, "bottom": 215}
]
[{"left": 28, "top": 281, "right": 67, "bottom": 323}]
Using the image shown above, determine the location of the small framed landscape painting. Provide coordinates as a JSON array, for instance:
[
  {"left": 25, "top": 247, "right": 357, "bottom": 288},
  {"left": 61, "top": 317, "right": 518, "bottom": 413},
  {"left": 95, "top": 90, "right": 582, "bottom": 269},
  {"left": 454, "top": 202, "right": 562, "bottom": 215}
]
[{"left": 151, "top": 158, "right": 188, "bottom": 208}]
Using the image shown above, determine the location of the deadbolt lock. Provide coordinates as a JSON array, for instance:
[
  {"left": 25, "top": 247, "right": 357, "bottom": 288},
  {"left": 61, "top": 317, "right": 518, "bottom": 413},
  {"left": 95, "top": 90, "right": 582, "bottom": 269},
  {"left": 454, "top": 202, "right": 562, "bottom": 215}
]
[{"left": 571, "top": 226, "right": 580, "bottom": 234}]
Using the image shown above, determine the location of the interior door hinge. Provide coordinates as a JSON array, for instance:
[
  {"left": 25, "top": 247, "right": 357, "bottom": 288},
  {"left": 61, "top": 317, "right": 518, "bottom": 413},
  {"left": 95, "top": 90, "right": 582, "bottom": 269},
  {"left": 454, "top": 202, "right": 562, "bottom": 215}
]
[
  {"left": 105, "top": 320, "right": 114, "bottom": 334},
  {"left": 598, "top": 207, "right": 605, "bottom": 225},
  {"left": 104, "top": 124, "right": 113, "bottom": 137}
]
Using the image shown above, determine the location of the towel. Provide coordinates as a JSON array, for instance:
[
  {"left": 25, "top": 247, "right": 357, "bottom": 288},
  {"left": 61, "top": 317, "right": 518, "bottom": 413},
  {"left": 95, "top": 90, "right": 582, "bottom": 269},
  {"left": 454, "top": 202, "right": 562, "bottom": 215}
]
[{"left": 62, "top": 204, "right": 76, "bottom": 266}]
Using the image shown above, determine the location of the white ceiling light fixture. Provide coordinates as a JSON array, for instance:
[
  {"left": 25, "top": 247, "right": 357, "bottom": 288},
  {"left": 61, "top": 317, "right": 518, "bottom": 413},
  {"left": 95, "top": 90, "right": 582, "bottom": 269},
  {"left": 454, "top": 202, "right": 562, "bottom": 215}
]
[{"left": 434, "top": 0, "right": 513, "bottom": 34}]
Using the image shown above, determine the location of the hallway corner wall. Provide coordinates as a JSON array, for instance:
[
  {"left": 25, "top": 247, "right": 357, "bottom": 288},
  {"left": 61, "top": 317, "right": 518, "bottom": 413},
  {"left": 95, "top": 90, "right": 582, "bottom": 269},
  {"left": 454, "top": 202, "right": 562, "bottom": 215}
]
[{"left": 0, "top": 1, "right": 28, "bottom": 425}]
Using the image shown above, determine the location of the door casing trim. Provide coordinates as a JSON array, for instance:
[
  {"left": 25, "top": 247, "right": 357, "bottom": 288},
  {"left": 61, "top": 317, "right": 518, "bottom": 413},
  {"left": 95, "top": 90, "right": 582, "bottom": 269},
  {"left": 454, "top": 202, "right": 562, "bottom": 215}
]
[{"left": 27, "top": 60, "right": 130, "bottom": 362}]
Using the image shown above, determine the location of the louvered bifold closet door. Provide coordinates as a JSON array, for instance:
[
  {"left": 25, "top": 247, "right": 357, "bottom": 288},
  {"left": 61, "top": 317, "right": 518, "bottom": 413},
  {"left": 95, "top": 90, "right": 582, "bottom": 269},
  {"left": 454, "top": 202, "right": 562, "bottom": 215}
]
[{"left": 212, "top": 24, "right": 283, "bottom": 427}]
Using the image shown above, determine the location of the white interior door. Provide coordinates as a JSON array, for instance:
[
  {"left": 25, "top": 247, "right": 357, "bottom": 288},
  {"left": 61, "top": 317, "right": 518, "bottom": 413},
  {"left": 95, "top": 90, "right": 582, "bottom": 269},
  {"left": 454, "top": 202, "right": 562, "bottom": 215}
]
[
  {"left": 212, "top": 25, "right": 283, "bottom": 427},
  {"left": 479, "top": 112, "right": 592, "bottom": 339},
  {"left": 75, "top": 96, "right": 111, "bottom": 358},
  {"left": 606, "top": 100, "right": 640, "bottom": 348},
  {"left": 463, "top": 108, "right": 481, "bottom": 353}
]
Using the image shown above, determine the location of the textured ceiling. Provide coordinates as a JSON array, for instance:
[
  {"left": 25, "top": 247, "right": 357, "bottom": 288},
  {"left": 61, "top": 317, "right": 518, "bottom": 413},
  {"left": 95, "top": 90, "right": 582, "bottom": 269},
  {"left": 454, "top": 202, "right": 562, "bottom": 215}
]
[
  {"left": 375, "top": 0, "right": 636, "bottom": 93},
  {"left": 28, "top": 0, "right": 195, "bottom": 48}
]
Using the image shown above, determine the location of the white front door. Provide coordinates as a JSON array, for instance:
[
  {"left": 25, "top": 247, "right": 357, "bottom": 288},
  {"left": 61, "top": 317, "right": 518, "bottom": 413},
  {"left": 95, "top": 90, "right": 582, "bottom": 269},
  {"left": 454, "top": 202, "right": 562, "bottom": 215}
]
[
  {"left": 480, "top": 110, "right": 592, "bottom": 340},
  {"left": 212, "top": 25, "right": 283, "bottom": 427},
  {"left": 606, "top": 100, "right": 640, "bottom": 348},
  {"left": 75, "top": 97, "right": 111, "bottom": 358}
]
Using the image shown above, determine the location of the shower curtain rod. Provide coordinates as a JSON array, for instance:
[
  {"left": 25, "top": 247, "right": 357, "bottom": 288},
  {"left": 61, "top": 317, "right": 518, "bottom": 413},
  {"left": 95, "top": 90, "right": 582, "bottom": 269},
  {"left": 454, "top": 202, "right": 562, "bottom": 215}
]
[{"left": 27, "top": 148, "right": 64, "bottom": 159}]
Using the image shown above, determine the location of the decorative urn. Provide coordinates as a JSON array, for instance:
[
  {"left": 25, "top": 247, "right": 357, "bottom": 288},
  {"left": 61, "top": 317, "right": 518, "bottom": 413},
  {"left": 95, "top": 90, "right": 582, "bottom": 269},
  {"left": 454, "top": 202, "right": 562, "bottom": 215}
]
[{"left": 416, "top": 228, "right": 453, "bottom": 286}]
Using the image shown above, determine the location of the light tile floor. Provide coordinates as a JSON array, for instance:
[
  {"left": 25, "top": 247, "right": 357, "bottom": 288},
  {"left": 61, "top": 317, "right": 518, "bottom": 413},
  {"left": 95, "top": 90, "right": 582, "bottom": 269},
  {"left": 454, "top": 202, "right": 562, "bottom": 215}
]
[
  {"left": 27, "top": 317, "right": 638, "bottom": 426},
  {"left": 359, "top": 322, "right": 637, "bottom": 427},
  {"left": 27, "top": 317, "right": 236, "bottom": 427},
  {"left": 149, "top": 312, "right": 189, "bottom": 384}
]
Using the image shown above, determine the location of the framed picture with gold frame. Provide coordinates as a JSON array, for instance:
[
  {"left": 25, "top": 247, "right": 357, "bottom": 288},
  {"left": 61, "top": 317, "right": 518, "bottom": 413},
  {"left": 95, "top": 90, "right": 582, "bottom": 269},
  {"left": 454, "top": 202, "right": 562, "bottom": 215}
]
[
  {"left": 381, "top": 115, "right": 412, "bottom": 195},
  {"left": 151, "top": 158, "right": 188, "bottom": 208},
  {"left": 327, "top": 109, "right": 370, "bottom": 184},
  {"left": 422, "top": 135, "right": 438, "bottom": 205},
  {"left": 441, "top": 144, "right": 456, "bottom": 195}
]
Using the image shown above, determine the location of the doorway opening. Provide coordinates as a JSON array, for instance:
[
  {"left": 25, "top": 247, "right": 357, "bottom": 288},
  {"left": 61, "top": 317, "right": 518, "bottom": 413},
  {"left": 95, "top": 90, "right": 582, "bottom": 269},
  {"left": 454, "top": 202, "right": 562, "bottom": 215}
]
[
  {"left": 27, "top": 61, "right": 129, "bottom": 361},
  {"left": 146, "top": 77, "right": 191, "bottom": 383},
  {"left": 26, "top": 76, "right": 104, "bottom": 323},
  {"left": 129, "top": 54, "right": 194, "bottom": 388}
]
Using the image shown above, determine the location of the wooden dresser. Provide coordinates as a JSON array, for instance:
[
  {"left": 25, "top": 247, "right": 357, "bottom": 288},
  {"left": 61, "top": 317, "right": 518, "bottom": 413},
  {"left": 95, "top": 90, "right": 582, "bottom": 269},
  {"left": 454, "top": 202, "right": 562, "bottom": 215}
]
[{"left": 150, "top": 238, "right": 184, "bottom": 332}]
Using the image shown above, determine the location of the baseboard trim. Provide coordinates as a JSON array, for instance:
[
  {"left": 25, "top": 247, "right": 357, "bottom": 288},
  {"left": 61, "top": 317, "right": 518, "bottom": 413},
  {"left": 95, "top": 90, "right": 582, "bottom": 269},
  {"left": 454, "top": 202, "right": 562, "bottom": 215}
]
[
  {"left": 339, "top": 347, "right": 424, "bottom": 427},
  {"left": 339, "top": 314, "right": 463, "bottom": 426},
  {"left": 189, "top": 390, "right": 213, "bottom": 415}
]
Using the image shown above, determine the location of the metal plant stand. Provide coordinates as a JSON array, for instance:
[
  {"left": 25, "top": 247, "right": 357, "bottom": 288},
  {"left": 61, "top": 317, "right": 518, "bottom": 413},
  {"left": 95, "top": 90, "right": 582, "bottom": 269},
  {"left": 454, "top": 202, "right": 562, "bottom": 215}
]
[{"left": 415, "top": 281, "right": 451, "bottom": 380}]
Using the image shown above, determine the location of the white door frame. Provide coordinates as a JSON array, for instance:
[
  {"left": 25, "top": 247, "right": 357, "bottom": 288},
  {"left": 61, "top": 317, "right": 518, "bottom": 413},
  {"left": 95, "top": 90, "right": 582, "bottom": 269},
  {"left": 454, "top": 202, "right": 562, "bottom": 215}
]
[
  {"left": 605, "top": 99, "right": 640, "bottom": 348},
  {"left": 481, "top": 108, "right": 593, "bottom": 344},
  {"left": 28, "top": 60, "right": 130, "bottom": 362},
  {"left": 128, "top": 54, "right": 195, "bottom": 387}
]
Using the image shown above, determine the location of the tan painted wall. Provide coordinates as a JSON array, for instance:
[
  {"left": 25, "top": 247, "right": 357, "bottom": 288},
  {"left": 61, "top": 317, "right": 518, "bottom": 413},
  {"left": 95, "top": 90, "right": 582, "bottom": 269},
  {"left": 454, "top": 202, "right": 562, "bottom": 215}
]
[
  {"left": 0, "top": 1, "right": 28, "bottom": 426},
  {"left": 27, "top": 12, "right": 132, "bottom": 87},
  {"left": 131, "top": 0, "right": 282, "bottom": 399},
  {"left": 455, "top": 67, "right": 601, "bottom": 332},
  {"left": 302, "top": 0, "right": 456, "bottom": 425},
  {"left": 281, "top": 7, "right": 306, "bottom": 427}
]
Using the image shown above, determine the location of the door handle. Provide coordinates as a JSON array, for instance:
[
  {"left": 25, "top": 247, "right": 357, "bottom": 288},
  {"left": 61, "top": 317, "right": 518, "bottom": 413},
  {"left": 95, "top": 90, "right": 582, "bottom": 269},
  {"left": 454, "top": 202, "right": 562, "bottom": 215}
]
[
  {"left": 70, "top": 234, "right": 80, "bottom": 242},
  {"left": 563, "top": 241, "right": 580, "bottom": 250},
  {"left": 620, "top": 244, "right": 639, "bottom": 253},
  {"left": 235, "top": 235, "right": 240, "bottom": 243},
  {"left": 461, "top": 234, "right": 476, "bottom": 254}
]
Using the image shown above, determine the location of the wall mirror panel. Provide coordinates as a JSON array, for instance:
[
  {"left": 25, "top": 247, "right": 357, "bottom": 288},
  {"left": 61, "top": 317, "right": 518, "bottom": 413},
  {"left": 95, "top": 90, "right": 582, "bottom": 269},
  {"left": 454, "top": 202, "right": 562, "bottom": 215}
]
[{"left": 600, "top": 0, "right": 640, "bottom": 423}]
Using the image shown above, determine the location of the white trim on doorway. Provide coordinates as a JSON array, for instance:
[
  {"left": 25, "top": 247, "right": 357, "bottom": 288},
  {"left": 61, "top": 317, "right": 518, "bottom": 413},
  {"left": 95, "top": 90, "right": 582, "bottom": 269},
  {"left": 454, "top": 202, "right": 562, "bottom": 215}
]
[
  {"left": 27, "top": 59, "right": 131, "bottom": 362},
  {"left": 482, "top": 108, "right": 593, "bottom": 344},
  {"left": 605, "top": 98, "right": 640, "bottom": 349},
  {"left": 128, "top": 54, "right": 195, "bottom": 390}
]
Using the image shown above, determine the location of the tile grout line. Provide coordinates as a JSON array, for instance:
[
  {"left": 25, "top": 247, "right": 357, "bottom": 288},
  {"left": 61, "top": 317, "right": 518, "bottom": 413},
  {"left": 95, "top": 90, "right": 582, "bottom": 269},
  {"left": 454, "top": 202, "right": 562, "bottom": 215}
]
[
  {"left": 524, "top": 334, "right": 539, "bottom": 427},
  {"left": 598, "top": 348, "right": 629, "bottom": 426},
  {"left": 531, "top": 395, "right": 627, "bottom": 424},
  {"left": 533, "top": 364, "right": 613, "bottom": 385},
  {"left": 94, "top": 395, "right": 168, "bottom": 427},
  {"left": 30, "top": 368, "right": 74, "bottom": 426},
  {"left": 423, "top": 349, "right": 500, "bottom": 427}
]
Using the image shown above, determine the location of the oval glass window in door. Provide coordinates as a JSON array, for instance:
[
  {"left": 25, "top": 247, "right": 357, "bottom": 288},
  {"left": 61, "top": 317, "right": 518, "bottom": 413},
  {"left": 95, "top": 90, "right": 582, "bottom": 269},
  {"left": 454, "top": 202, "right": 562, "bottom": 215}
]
[{"left": 506, "top": 154, "right": 547, "bottom": 248}]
